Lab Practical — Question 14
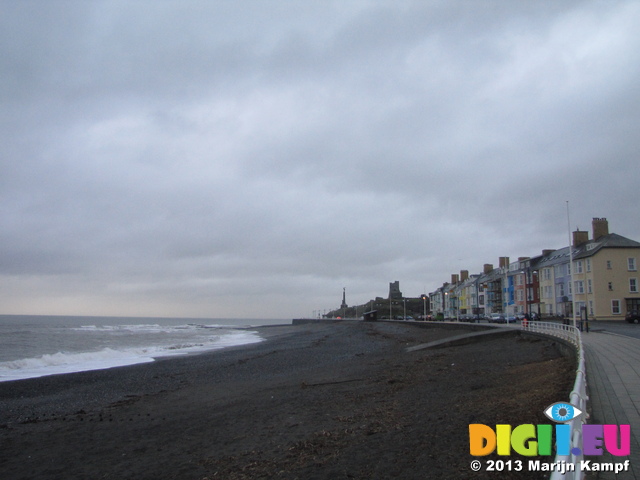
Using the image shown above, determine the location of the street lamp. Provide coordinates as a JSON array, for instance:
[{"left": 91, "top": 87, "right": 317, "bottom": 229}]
[
  {"left": 444, "top": 292, "right": 449, "bottom": 319},
  {"left": 520, "top": 269, "right": 527, "bottom": 318},
  {"left": 504, "top": 263, "right": 509, "bottom": 320}
]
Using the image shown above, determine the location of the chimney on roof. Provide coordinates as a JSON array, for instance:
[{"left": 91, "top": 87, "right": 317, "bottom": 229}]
[
  {"left": 592, "top": 217, "right": 609, "bottom": 240},
  {"left": 451, "top": 274, "right": 459, "bottom": 285},
  {"left": 499, "top": 257, "right": 510, "bottom": 269},
  {"left": 573, "top": 229, "right": 589, "bottom": 246},
  {"left": 542, "top": 249, "right": 555, "bottom": 256},
  {"left": 484, "top": 264, "right": 493, "bottom": 274},
  {"left": 460, "top": 270, "right": 469, "bottom": 282}
]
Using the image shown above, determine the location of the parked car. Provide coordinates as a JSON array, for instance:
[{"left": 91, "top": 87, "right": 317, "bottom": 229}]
[
  {"left": 626, "top": 310, "right": 640, "bottom": 324},
  {"left": 488, "top": 313, "right": 505, "bottom": 323},
  {"left": 505, "top": 315, "right": 517, "bottom": 324}
]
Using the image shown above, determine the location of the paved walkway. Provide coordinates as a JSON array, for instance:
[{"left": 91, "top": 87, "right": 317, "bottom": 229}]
[{"left": 582, "top": 331, "right": 640, "bottom": 479}]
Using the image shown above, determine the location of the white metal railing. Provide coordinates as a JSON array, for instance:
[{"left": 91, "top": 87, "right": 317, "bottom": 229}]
[{"left": 521, "top": 321, "right": 587, "bottom": 480}]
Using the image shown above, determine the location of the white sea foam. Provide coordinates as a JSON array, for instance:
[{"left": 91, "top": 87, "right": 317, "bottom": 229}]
[
  {"left": 0, "top": 330, "right": 264, "bottom": 382},
  {"left": 72, "top": 323, "right": 233, "bottom": 333}
]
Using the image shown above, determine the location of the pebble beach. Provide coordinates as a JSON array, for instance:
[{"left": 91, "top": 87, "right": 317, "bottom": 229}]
[{"left": 0, "top": 321, "right": 574, "bottom": 479}]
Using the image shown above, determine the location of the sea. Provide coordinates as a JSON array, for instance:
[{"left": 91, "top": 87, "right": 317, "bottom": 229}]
[{"left": 0, "top": 315, "right": 288, "bottom": 383}]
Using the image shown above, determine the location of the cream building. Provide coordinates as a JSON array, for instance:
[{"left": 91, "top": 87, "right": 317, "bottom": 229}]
[
  {"left": 531, "top": 218, "right": 640, "bottom": 320},
  {"left": 571, "top": 218, "right": 640, "bottom": 320}
]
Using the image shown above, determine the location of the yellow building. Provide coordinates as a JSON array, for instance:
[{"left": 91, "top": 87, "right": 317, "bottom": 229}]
[{"left": 572, "top": 219, "right": 640, "bottom": 320}]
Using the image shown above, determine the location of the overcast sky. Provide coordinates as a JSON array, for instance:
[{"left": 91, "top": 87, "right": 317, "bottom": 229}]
[{"left": 2, "top": 1, "right": 639, "bottom": 319}]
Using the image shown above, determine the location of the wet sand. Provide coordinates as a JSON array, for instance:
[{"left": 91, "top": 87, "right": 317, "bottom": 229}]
[{"left": 0, "top": 321, "right": 574, "bottom": 479}]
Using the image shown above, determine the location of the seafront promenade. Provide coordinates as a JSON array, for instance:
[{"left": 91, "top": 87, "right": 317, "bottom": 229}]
[{"left": 581, "top": 328, "right": 640, "bottom": 479}]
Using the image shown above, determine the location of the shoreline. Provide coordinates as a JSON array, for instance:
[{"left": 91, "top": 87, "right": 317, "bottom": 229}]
[
  {"left": 0, "top": 321, "right": 574, "bottom": 479},
  {"left": 0, "top": 323, "right": 310, "bottom": 424},
  {"left": 0, "top": 321, "right": 285, "bottom": 384}
]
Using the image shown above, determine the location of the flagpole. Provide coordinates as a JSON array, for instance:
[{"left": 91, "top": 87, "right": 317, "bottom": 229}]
[{"left": 566, "top": 201, "right": 577, "bottom": 328}]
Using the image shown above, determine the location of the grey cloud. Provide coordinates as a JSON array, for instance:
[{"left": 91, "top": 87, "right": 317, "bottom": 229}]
[{"left": 1, "top": 0, "right": 639, "bottom": 317}]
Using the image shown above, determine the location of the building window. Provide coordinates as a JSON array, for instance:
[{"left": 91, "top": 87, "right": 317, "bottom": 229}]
[
  {"left": 543, "top": 268, "right": 552, "bottom": 281},
  {"left": 629, "top": 258, "right": 637, "bottom": 271},
  {"left": 608, "top": 282, "right": 613, "bottom": 291},
  {"left": 575, "top": 281, "right": 584, "bottom": 294},
  {"left": 589, "top": 300, "right": 594, "bottom": 316},
  {"left": 556, "top": 283, "right": 565, "bottom": 297},
  {"left": 631, "top": 278, "right": 638, "bottom": 293},
  {"left": 587, "top": 279, "right": 593, "bottom": 294},
  {"left": 544, "top": 285, "right": 553, "bottom": 299},
  {"left": 607, "top": 260, "right": 612, "bottom": 269},
  {"left": 576, "top": 261, "right": 583, "bottom": 274},
  {"left": 612, "top": 300, "right": 621, "bottom": 315},
  {"left": 586, "top": 259, "right": 591, "bottom": 272}
]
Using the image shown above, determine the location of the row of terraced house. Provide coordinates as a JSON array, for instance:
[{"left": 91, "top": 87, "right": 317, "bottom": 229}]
[{"left": 429, "top": 218, "right": 640, "bottom": 321}]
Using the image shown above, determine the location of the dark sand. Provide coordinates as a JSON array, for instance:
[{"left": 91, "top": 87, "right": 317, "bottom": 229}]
[{"left": 0, "top": 321, "right": 574, "bottom": 479}]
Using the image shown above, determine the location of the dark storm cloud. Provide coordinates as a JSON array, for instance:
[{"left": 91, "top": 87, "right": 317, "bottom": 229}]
[{"left": 1, "top": 0, "right": 639, "bottom": 317}]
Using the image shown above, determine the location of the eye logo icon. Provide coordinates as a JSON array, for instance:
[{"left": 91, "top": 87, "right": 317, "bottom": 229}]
[{"left": 544, "top": 402, "right": 583, "bottom": 423}]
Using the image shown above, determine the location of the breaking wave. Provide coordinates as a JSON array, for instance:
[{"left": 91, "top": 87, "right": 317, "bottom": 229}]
[{"left": 0, "top": 330, "right": 263, "bottom": 382}]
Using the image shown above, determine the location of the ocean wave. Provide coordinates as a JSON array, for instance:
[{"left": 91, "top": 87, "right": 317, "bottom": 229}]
[
  {"left": 72, "top": 323, "right": 232, "bottom": 333},
  {"left": 0, "top": 331, "right": 264, "bottom": 382}
]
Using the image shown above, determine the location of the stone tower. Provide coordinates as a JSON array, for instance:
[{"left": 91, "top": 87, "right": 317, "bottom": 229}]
[
  {"left": 341, "top": 287, "right": 348, "bottom": 309},
  {"left": 389, "top": 281, "right": 403, "bottom": 300}
]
